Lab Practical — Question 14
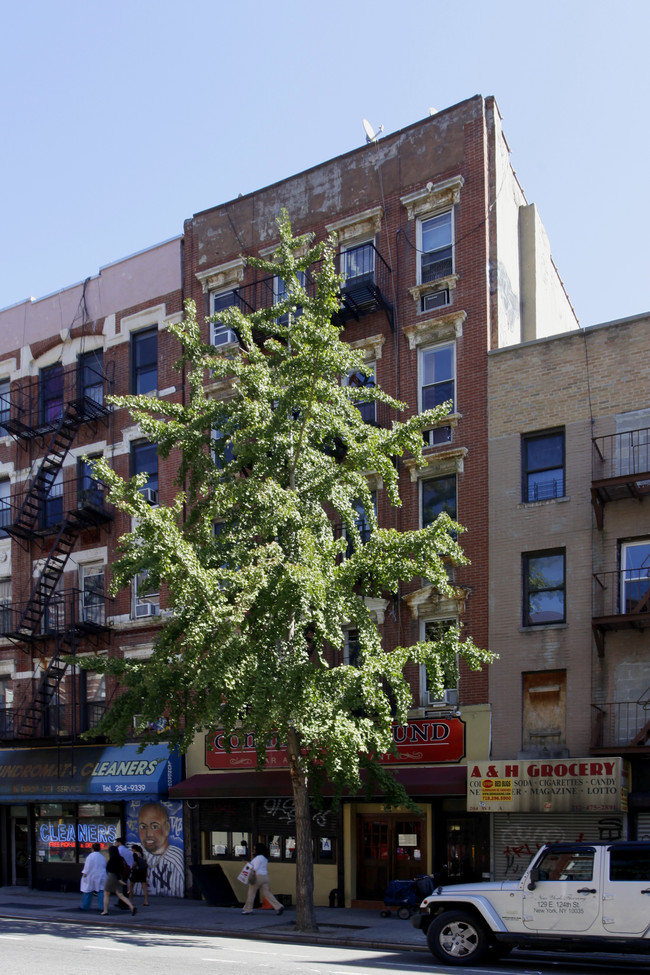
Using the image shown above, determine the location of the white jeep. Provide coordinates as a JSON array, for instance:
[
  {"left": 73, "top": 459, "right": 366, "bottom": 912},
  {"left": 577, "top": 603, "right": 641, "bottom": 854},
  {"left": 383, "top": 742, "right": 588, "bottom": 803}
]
[{"left": 411, "top": 841, "right": 650, "bottom": 966}]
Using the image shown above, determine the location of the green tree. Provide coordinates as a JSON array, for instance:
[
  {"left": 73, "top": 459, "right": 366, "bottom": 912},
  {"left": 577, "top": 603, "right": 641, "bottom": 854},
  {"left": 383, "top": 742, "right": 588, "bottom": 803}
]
[{"left": 82, "top": 213, "right": 492, "bottom": 931}]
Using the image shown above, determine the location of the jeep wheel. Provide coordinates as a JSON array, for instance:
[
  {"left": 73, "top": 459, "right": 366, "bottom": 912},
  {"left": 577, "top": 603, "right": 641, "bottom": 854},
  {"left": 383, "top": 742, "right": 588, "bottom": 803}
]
[{"left": 426, "top": 910, "right": 488, "bottom": 966}]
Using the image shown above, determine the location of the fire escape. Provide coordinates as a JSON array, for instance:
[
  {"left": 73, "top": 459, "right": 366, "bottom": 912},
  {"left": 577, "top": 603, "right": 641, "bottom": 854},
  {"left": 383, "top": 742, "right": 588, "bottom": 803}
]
[{"left": 1, "top": 360, "right": 113, "bottom": 738}]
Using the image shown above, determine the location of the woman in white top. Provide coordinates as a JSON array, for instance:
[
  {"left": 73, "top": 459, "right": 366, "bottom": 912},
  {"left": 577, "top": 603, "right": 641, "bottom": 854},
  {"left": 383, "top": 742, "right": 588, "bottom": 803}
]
[
  {"left": 241, "top": 842, "right": 284, "bottom": 915},
  {"left": 80, "top": 842, "right": 107, "bottom": 912}
]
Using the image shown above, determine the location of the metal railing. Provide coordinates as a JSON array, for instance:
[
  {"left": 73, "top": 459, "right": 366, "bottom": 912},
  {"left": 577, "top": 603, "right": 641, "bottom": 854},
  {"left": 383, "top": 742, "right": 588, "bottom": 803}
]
[
  {"left": 593, "top": 569, "right": 650, "bottom": 618},
  {"left": 0, "top": 587, "right": 111, "bottom": 639},
  {"left": 591, "top": 699, "right": 650, "bottom": 748},
  {"left": 593, "top": 427, "right": 650, "bottom": 480},
  {"left": 2, "top": 360, "right": 113, "bottom": 439}
]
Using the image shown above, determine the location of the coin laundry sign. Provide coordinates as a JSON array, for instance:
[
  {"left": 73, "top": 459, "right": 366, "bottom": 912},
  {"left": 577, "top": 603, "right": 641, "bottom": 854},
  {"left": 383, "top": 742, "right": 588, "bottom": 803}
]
[
  {"left": 467, "top": 758, "right": 629, "bottom": 813},
  {"left": 205, "top": 718, "right": 465, "bottom": 769}
]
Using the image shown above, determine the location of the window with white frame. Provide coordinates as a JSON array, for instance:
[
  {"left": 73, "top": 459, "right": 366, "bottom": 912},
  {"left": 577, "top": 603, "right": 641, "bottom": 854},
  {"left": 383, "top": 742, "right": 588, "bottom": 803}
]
[
  {"left": 421, "top": 618, "right": 459, "bottom": 705},
  {"left": 420, "top": 343, "right": 455, "bottom": 445},
  {"left": 80, "top": 563, "right": 105, "bottom": 626},
  {"left": 418, "top": 211, "right": 453, "bottom": 286},
  {"left": 341, "top": 241, "right": 375, "bottom": 288},
  {"left": 620, "top": 539, "right": 650, "bottom": 615},
  {"left": 134, "top": 571, "right": 160, "bottom": 619},
  {"left": 210, "top": 290, "right": 240, "bottom": 347}
]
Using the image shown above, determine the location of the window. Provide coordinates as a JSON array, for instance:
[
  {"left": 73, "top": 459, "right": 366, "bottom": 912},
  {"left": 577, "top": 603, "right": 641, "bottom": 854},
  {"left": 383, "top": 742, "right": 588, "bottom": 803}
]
[
  {"left": 131, "top": 441, "right": 159, "bottom": 502},
  {"left": 345, "top": 366, "right": 376, "bottom": 425},
  {"left": 78, "top": 350, "right": 104, "bottom": 405},
  {"left": 610, "top": 845, "right": 650, "bottom": 882},
  {"left": 419, "top": 211, "right": 453, "bottom": 285},
  {"left": 205, "top": 830, "right": 251, "bottom": 860},
  {"left": 78, "top": 456, "right": 104, "bottom": 509},
  {"left": 620, "top": 539, "right": 650, "bottom": 614},
  {"left": 210, "top": 290, "right": 240, "bottom": 346},
  {"left": 523, "top": 549, "right": 566, "bottom": 626},
  {"left": 420, "top": 343, "right": 454, "bottom": 445},
  {"left": 0, "top": 675, "right": 13, "bottom": 736},
  {"left": 134, "top": 571, "right": 160, "bottom": 618},
  {"left": 422, "top": 618, "right": 458, "bottom": 704},
  {"left": 131, "top": 327, "right": 158, "bottom": 395},
  {"left": 80, "top": 563, "right": 105, "bottom": 626},
  {"left": 274, "top": 271, "right": 305, "bottom": 323},
  {"left": 422, "top": 475, "right": 457, "bottom": 528},
  {"left": 42, "top": 469, "right": 63, "bottom": 529},
  {"left": 343, "top": 628, "right": 361, "bottom": 666},
  {"left": 523, "top": 429, "right": 565, "bottom": 502},
  {"left": 535, "top": 847, "right": 594, "bottom": 882},
  {"left": 342, "top": 241, "right": 375, "bottom": 286},
  {"left": 0, "top": 577, "right": 11, "bottom": 635},
  {"left": 40, "top": 364, "right": 63, "bottom": 424},
  {"left": 80, "top": 671, "right": 106, "bottom": 731},
  {"left": 345, "top": 493, "right": 376, "bottom": 557},
  {"left": 0, "top": 479, "right": 10, "bottom": 537},
  {"left": 0, "top": 378, "right": 10, "bottom": 434}
]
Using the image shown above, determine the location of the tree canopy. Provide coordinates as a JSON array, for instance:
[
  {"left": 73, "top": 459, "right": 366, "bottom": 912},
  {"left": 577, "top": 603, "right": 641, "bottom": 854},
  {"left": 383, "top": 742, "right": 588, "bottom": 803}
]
[{"left": 81, "top": 212, "right": 492, "bottom": 929}]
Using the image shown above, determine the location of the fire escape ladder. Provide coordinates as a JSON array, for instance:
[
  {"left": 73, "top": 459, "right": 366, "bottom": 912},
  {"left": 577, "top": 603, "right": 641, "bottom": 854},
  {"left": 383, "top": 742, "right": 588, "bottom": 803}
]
[
  {"left": 13, "top": 519, "right": 82, "bottom": 641},
  {"left": 17, "top": 637, "right": 70, "bottom": 738},
  {"left": 8, "top": 402, "right": 82, "bottom": 539}
]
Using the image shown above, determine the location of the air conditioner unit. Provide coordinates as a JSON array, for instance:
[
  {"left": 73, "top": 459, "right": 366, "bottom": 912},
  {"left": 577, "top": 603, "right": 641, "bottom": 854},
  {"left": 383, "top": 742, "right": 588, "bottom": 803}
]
[
  {"left": 427, "top": 687, "right": 459, "bottom": 707},
  {"left": 140, "top": 488, "right": 158, "bottom": 505},
  {"left": 211, "top": 325, "right": 239, "bottom": 347},
  {"left": 135, "top": 602, "right": 159, "bottom": 618}
]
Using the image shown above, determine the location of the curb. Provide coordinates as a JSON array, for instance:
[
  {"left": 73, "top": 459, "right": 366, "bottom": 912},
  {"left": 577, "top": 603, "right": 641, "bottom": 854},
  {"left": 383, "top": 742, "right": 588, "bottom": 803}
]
[{"left": 0, "top": 909, "right": 429, "bottom": 954}]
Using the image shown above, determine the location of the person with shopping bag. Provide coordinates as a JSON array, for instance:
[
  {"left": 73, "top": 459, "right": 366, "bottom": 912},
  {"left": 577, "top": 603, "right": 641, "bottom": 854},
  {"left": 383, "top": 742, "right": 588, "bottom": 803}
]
[{"left": 239, "top": 843, "right": 284, "bottom": 915}]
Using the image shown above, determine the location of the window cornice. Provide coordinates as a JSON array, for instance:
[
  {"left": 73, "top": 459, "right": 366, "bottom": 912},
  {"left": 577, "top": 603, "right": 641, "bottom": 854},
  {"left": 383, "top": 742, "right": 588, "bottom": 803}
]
[
  {"left": 404, "top": 446, "right": 467, "bottom": 482},
  {"left": 326, "top": 206, "right": 383, "bottom": 245},
  {"left": 403, "top": 310, "right": 466, "bottom": 350},
  {"left": 196, "top": 257, "right": 246, "bottom": 295},
  {"left": 401, "top": 175, "right": 464, "bottom": 221}
]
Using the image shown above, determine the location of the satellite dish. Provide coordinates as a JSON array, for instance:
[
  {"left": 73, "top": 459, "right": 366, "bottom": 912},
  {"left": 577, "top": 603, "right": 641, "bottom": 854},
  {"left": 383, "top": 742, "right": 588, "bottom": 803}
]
[{"left": 362, "top": 118, "right": 383, "bottom": 144}]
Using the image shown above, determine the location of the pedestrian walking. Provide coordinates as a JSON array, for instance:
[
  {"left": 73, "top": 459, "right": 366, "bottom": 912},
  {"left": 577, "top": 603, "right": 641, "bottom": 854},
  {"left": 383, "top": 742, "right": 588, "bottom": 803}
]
[
  {"left": 128, "top": 843, "right": 150, "bottom": 906},
  {"left": 79, "top": 842, "right": 106, "bottom": 912},
  {"left": 102, "top": 845, "right": 136, "bottom": 916},
  {"left": 241, "top": 843, "right": 284, "bottom": 915}
]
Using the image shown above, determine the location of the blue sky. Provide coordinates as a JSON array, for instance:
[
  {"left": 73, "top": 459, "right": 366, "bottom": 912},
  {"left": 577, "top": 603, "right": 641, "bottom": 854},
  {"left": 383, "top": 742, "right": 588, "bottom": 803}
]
[{"left": 1, "top": 0, "right": 647, "bottom": 329}]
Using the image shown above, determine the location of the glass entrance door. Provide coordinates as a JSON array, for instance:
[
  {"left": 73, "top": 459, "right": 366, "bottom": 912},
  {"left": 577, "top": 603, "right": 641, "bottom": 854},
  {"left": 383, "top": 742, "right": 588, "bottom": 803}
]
[{"left": 356, "top": 813, "right": 425, "bottom": 901}]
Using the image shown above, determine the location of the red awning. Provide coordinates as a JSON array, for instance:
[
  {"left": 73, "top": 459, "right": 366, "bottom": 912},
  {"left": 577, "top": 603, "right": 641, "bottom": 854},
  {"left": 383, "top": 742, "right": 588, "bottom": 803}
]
[{"left": 169, "top": 765, "right": 466, "bottom": 799}]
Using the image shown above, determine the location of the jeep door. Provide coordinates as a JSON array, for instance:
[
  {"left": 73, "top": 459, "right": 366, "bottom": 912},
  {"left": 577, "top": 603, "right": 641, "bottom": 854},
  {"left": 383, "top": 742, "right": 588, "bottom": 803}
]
[
  {"left": 602, "top": 843, "right": 650, "bottom": 935},
  {"left": 522, "top": 846, "right": 600, "bottom": 932}
]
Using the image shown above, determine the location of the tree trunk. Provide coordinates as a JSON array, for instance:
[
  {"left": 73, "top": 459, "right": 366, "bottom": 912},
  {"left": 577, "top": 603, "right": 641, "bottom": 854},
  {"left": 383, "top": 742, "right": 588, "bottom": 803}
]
[{"left": 288, "top": 730, "right": 318, "bottom": 931}]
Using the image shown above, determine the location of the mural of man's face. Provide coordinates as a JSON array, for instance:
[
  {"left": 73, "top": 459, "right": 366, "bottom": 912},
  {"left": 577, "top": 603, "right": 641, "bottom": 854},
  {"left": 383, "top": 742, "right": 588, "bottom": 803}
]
[{"left": 138, "top": 804, "right": 170, "bottom": 855}]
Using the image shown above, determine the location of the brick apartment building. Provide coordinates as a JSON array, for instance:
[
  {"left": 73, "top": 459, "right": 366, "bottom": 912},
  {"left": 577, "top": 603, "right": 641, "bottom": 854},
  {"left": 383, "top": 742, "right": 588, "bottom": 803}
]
[
  {"left": 172, "top": 95, "right": 576, "bottom": 906},
  {"left": 0, "top": 94, "right": 585, "bottom": 905},
  {"left": 0, "top": 239, "right": 185, "bottom": 893},
  {"left": 487, "top": 312, "right": 650, "bottom": 879}
]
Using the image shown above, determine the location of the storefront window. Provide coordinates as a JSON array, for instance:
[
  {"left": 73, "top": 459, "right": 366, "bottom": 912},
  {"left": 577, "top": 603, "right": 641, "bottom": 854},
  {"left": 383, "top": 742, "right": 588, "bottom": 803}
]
[
  {"left": 205, "top": 830, "right": 250, "bottom": 860},
  {"left": 264, "top": 832, "right": 336, "bottom": 863},
  {"left": 35, "top": 802, "right": 121, "bottom": 863}
]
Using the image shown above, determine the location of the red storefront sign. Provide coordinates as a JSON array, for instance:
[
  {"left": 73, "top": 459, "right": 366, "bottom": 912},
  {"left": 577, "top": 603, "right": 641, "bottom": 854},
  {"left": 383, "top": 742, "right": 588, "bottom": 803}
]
[{"left": 205, "top": 718, "right": 465, "bottom": 769}]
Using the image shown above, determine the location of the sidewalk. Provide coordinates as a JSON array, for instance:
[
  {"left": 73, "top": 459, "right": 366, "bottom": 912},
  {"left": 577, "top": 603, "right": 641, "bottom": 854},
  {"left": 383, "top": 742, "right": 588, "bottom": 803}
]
[{"left": 0, "top": 885, "right": 427, "bottom": 952}]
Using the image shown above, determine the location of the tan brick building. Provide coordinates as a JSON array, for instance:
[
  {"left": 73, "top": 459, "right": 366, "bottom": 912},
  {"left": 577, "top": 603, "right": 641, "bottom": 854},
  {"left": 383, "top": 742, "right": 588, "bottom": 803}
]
[{"left": 488, "top": 312, "right": 650, "bottom": 877}]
